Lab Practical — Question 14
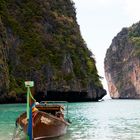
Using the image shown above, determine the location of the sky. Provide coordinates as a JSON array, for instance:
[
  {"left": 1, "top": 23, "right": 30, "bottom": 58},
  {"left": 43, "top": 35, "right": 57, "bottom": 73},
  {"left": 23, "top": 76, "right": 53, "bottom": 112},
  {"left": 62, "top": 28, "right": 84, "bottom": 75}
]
[{"left": 73, "top": 0, "right": 140, "bottom": 97}]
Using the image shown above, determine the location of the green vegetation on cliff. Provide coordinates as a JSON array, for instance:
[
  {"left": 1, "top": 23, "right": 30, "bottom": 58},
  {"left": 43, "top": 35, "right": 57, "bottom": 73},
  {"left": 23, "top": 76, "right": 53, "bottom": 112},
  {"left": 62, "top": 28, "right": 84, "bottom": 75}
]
[
  {"left": 128, "top": 22, "right": 140, "bottom": 56},
  {"left": 0, "top": 0, "right": 104, "bottom": 102}
]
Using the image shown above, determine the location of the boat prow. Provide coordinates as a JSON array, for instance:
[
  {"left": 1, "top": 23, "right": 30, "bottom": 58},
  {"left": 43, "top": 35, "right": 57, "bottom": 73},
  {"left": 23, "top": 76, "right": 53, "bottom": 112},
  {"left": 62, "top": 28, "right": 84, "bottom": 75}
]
[{"left": 16, "top": 102, "right": 70, "bottom": 139}]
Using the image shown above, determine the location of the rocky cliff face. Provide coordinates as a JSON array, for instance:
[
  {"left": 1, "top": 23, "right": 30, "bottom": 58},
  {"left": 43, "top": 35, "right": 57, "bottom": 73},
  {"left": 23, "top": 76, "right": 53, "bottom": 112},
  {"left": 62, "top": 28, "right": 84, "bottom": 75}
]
[
  {"left": 0, "top": 0, "right": 106, "bottom": 103},
  {"left": 105, "top": 22, "right": 140, "bottom": 99}
]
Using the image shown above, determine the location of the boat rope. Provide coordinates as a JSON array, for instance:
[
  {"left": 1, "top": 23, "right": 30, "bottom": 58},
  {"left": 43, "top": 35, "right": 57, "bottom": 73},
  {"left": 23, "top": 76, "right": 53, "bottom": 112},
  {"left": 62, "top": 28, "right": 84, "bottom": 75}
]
[{"left": 29, "top": 88, "right": 36, "bottom": 102}]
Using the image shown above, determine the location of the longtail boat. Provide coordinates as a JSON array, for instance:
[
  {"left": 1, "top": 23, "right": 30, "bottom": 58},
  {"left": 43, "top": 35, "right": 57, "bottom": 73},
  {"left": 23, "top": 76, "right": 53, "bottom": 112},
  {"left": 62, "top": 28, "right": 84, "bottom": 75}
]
[{"left": 15, "top": 81, "right": 70, "bottom": 140}]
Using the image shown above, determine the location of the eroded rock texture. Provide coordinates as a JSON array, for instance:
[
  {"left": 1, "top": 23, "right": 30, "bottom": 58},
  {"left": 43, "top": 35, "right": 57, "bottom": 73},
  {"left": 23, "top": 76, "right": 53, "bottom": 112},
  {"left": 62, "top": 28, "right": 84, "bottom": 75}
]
[
  {"left": 0, "top": 0, "right": 106, "bottom": 103},
  {"left": 105, "top": 22, "right": 140, "bottom": 99}
]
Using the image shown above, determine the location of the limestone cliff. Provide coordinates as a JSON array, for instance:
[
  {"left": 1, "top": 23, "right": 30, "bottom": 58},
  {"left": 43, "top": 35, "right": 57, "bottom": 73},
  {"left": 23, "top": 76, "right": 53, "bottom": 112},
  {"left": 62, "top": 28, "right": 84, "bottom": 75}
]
[
  {"left": 105, "top": 22, "right": 140, "bottom": 99},
  {"left": 0, "top": 0, "right": 106, "bottom": 103}
]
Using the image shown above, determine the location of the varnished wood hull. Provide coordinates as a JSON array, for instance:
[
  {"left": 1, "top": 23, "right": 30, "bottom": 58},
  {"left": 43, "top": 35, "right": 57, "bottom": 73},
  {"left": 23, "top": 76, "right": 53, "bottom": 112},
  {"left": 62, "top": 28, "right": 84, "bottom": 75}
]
[{"left": 16, "top": 111, "right": 69, "bottom": 139}]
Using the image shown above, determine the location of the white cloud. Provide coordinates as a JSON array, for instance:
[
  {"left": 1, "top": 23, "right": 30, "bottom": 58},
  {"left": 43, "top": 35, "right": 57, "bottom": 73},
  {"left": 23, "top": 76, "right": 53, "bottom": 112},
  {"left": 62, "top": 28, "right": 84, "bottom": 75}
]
[
  {"left": 73, "top": 0, "right": 112, "bottom": 7},
  {"left": 97, "top": 0, "right": 112, "bottom": 5},
  {"left": 124, "top": 0, "right": 140, "bottom": 22}
]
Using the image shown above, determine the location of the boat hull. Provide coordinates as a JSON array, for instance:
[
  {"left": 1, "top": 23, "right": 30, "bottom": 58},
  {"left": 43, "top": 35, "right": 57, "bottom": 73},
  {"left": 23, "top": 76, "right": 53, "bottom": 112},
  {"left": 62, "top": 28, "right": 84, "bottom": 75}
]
[{"left": 16, "top": 111, "right": 69, "bottom": 139}]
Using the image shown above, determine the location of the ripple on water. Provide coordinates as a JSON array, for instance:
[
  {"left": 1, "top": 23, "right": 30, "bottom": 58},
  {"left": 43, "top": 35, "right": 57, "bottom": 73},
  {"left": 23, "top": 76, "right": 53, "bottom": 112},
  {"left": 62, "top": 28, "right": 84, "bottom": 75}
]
[{"left": 1, "top": 100, "right": 140, "bottom": 140}]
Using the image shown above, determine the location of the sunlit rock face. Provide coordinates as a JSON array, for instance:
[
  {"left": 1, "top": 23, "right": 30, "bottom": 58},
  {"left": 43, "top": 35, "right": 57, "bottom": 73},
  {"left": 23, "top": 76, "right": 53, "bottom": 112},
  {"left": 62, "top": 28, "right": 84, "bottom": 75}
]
[{"left": 105, "top": 22, "right": 140, "bottom": 99}]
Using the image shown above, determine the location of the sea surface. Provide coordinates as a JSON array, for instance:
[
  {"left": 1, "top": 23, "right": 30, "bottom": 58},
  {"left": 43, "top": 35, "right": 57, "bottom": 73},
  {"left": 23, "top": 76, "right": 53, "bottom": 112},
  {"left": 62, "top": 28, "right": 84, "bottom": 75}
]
[{"left": 1, "top": 100, "right": 140, "bottom": 140}]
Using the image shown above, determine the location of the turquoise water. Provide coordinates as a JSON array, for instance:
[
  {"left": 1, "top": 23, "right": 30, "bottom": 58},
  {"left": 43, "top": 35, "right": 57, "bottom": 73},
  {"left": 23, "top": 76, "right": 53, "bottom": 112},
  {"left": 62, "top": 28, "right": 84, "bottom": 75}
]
[
  {"left": 1, "top": 100, "right": 140, "bottom": 140},
  {"left": 0, "top": 104, "right": 26, "bottom": 140}
]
